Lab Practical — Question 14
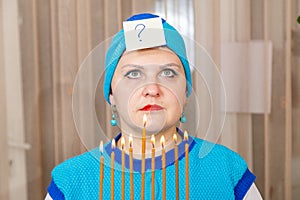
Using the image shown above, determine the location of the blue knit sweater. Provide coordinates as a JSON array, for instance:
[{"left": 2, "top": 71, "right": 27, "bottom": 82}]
[{"left": 48, "top": 132, "right": 255, "bottom": 200}]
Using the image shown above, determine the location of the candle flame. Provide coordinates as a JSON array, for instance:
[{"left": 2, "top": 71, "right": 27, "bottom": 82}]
[
  {"left": 160, "top": 135, "right": 165, "bottom": 149},
  {"left": 151, "top": 135, "right": 155, "bottom": 148},
  {"left": 121, "top": 136, "right": 125, "bottom": 149},
  {"left": 99, "top": 140, "right": 103, "bottom": 153},
  {"left": 173, "top": 133, "right": 177, "bottom": 144},
  {"left": 184, "top": 130, "right": 188, "bottom": 141},
  {"left": 112, "top": 139, "right": 116, "bottom": 149},
  {"left": 129, "top": 134, "right": 133, "bottom": 148},
  {"left": 143, "top": 114, "right": 147, "bottom": 127}
]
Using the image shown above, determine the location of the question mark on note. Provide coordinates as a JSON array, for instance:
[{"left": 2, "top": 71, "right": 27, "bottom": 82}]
[{"left": 135, "top": 24, "right": 146, "bottom": 42}]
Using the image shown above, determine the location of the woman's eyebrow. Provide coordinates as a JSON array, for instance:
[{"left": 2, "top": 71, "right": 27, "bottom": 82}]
[
  {"left": 121, "top": 64, "right": 144, "bottom": 69},
  {"left": 121, "top": 63, "right": 181, "bottom": 69},
  {"left": 160, "top": 63, "right": 181, "bottom": 68}
]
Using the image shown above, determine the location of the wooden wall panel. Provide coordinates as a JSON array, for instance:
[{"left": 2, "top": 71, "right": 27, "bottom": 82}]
[
  {"left": 90, "top": 0, "right": 105, "bottom": 45},
  {"left": 57, "top": 0, "right": 85, "bottom": 160},
  {"left": 284, "top": 1, "right": 292, "bottom": 199},
  {"left": 0, "top": 0, "right": 10, "bottom": 198},
  {"left": 104, "top": 0, "right": 121, "bottom": 139},
  {"left": 2, "top": 0, "right": 28, "bottom": 199},
  {"left": 219, "top": 0, "right": 253, "bottom": 168},
  {"left": 49, "top": 0, "right": 65, "bottom": 167},
  {"left": 251, "top": 0, "right": 266, "bottom": 196},
  {"left": 90, "top": 0, "right": 109, "bottom": 148},
  {"left": 291, "top": 2, "right": 300, "bottom": 161},
  {"left": 37, "top": 0, "right": 57, "bottom": 193},
  {"left": 251, "top": 0, "right": 293, "bottom": 199},
  {"left": 219, "top": 0, "right": 239, "bottom": 153},
  {"left": 132, "top": 0, "right": 155, "bottom": 14},
  {"left": 266, "top": 0, "right": 290, "bottom": 199},
  {"left": 252, "top": 114, "right": 266, "bottom": 195},
  {"left": 104, "top": 0, "right": 122, "bottom": 36},
  {"left": 291, "top": 2, "right": 300, "bottom": 196},
  {"left": 76, "top": 0, "right": 94, "bottom": 152},
  {"left": 233, "top": 0, "right": 253, "bottom": 169},
  {"left": 193, "top": 0, "right": 221, "bottom": 148},
  {"left": 18, "top": 0, "right": 43, "bottom": 199},
  {"left": 121, "top": 0, "right": 133, "bottom": 20}
]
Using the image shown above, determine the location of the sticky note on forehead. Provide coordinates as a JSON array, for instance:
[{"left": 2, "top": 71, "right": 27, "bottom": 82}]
[{"left": 123, "top": 17, "right": 166, "bottom": 51}]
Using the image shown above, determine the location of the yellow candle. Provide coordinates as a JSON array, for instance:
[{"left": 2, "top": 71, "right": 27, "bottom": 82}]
[
  {"left": 129, "top": 135, "right": 134, "bottom": 200},
  {"left": 184, "top": 131, "right": 189, "bottom": 200},
  {"left": 111, "top": 139, "right": 115, "bottom": 200},
  {"left": 160, "top": 135, "right": 166, "bottom": 200},
  {"left": 141, "top": 114, "right": 147, "bottom": 200},
  {"left": 99, "top": 141, "right": 104, "bottom": 200},
  {"left": 173, "top": 133, "right": 179, "bottom": 200},
  {"left": 151, "top": 135, "right": 156, "bottom": 200},
  {"left": 121, "top": 136, "right": 125, "bottom": 200}
]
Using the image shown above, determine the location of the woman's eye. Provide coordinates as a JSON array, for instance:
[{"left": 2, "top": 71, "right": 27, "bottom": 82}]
[
  {"left": 160, "top": 69, "right": 177, "bottom": 77},
  {"left": 125, "top": 70, "right": 142, "bottom": 79}
]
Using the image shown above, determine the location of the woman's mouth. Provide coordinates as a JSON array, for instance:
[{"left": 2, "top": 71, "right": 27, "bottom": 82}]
[{"left": 140, "top": 104, "right": 163, "bottom": 111}]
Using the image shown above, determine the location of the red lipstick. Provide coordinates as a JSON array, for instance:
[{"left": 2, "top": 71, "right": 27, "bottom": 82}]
[{"left": 140, "top": 104, "right": 163, "bottom": 111}]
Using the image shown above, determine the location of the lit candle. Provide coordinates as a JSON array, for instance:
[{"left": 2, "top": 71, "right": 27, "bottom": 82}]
[
  {"left": 121, "top": 136, "right": 125, "bottom": 200},
  {"left": 99, "top": 140, "right": 104, "bottom": 200},
  {"left": 173, "top": 133, "right": 179, "bottom": 200},
  {"left": 151, "top": 135, "right": 156, "bottom": 200},
  {"left": 111, "top": 139, "right": 115, "bottom": 200},
  {"left": 160, "top": 135, "right": 166, "bottom": 200},
  {"left": 184, "top": 131, "right": 189, "bottom": 200},
  {"left": 129, "top": 135, "right": 134, "bottom": 200},
  {"left": 141, "top": 114, "right": 147, "bottom": 200}
]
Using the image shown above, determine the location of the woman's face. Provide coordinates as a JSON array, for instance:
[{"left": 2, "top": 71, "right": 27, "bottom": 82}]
[{"left": 109, "top": 47, "right": 187, "bottom": 135}]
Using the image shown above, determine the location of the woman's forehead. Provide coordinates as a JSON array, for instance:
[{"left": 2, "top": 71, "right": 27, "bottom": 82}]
[
  {"left": 123, "top": 46, "right": 173, "bottom": 55},
  {"left": 119, "top": 47, "right": 182, "bottom": 65}
]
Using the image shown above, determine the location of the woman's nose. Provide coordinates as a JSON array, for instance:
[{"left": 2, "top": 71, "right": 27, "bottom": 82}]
[{"left": 142, "top": 83, "right": 161, "bottom": 97}]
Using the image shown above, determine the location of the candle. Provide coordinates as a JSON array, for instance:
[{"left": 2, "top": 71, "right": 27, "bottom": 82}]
[
  {"left": 99, "top": 141, "right": 104, "bottom": 200},
  {"left": 129, "top": 135, "right": 134, "bottom": 200},
  {"left": 151, "top": 135, "right": 156, "bottom": 200},
  {"left": 160, "top": 135, "right": 166, "bottom": 200},
  {"left": 184, "top": 131, "right": 189, "bottom": 200},
  {"left": 111, "top": 139, "right": 115, "bottom": 200},
  {"left": 173, "top": 133, "right": 179, "bottom": 200},
  {"left": 121, "top": 136, "right": 125, "bottom": 200},
  {"left": 141, "top": 114, "right": 147, "bottom": 200}
]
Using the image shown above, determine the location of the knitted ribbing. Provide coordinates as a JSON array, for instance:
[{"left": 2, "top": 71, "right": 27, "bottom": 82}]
[{"left": 49, "top": 136, "right": 255, "bottom": 200}]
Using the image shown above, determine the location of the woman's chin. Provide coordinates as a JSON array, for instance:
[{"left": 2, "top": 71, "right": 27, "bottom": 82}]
[
  {"left": 145, "top": 126, "right": 165, "bottom": 134},
  {"left": 144, "top": 114, "right": 167, "bottom": 131}
]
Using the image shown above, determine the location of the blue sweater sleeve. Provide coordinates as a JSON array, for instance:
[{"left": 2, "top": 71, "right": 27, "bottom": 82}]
[
  {"left": 48, "top": 179, "right": 65, "bottom": 200},
  {"left": 234, "top": 168, "right": 256, "bottom": 200}
]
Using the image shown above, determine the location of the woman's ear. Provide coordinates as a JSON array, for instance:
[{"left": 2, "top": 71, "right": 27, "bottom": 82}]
[{"left": 109, "top": 94, "right": 115, "bottom": 105}]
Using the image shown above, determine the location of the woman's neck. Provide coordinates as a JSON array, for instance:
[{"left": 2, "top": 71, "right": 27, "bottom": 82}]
[{"left": 116, "top": 126, "right": 183, "bottom": 158}]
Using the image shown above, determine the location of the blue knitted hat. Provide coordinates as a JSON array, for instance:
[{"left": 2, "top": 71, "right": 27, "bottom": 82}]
[{"left": 103, "top": 13, "right": 192, "bottom": 104}]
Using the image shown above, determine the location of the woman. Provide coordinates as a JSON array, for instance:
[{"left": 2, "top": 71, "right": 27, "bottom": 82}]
[{"left": 46, "top": 13, "right": 262, "bottom": 200}]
